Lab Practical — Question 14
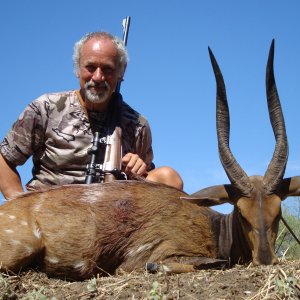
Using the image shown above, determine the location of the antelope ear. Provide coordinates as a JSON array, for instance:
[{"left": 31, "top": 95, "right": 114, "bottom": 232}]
[
  {"left": 278, "top": 176, "right": 300, "bottom": 201},
  {"left": 181, "top": 184, "right": 236, "bottom": 206},
  {"left": 180, "top": 196, "right": 226, "bottom": 206}
]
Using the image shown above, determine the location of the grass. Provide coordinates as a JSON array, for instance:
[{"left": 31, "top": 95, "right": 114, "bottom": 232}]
[{"left": 0, "top": 260, "right": 299, "bottom": 299}]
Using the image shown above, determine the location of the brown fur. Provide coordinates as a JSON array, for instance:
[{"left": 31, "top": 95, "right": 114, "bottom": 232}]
[{"left": 0, "top": 181, "right": 217, "bottom": 280}]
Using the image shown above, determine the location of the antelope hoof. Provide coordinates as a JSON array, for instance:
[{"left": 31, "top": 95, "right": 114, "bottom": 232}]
[{"left": 146, "top": 262, "right": 159, "bottom": 273}]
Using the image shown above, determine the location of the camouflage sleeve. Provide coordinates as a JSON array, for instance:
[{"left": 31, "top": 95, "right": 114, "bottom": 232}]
[
  {"left": 0, "top": 96, "right": 48, "bottom": 166},
  {"left": 136, "top": 120, "right": 155, "bottom": 171}
]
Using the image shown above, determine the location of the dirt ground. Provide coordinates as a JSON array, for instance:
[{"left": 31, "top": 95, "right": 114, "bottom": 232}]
[{"left": 0, "top": 260, "right": 299, "bottom": 299}]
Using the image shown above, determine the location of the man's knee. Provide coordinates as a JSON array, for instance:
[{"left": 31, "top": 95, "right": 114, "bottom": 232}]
[{"left": 146, "top": 166, "right": 183, "bottom": 190}]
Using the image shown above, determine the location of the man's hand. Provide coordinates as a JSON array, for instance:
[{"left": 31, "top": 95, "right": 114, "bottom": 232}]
[{"left": 121, "top": 153, "right": 148, "bottom": 176}]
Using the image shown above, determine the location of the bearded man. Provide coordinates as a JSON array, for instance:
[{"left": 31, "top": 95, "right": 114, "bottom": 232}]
[{"left": 0, "top": 32, "right": 183, "bottom": 200}]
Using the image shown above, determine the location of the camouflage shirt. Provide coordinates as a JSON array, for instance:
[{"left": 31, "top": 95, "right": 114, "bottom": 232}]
[{"left": 0, "top": 90, "right": 154, "bottom": 190}]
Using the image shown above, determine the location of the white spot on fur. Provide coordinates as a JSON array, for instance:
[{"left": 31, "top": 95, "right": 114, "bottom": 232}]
[
  {"left": 33, "top": 202, "right": 42, "bottom": 212},
  {"left": 32, "top": 222, "right": 42, "bottom": 240},
  {"left": 0, "top": 212, "right": 4, "bottom": 216},
  {"left": 74, "top": 261, "right": 87, "bottom": 271},
  {"left": 4, "top": 229, "right": 13, "bottom": 234},
  {"left": 25, "top": 245, "right": 34, "bottom": 255},
  {"left": 161, "top": 265, "right": 171, "bottom": 273},
  {"left": 46, "top": 257, "right": 59, "bottom": 264},
  {"left": 20, "top": 220, "right": 28, "bottom": 226},
  {"left": 9, "top": 215, "right": 16, "bottom": 220},
  {"left": 11, "top": 239, "right": 22, "bottom": 245},
  {"left": 127, "top": 242, "right": 157, "bottom": 257}
]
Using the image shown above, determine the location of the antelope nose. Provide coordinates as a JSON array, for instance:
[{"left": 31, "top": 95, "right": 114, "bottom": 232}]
[
  {"left": 271, "top": 256, "right": 279, "bottom": 265},
  {"left": 253, "top": 254, "right": 278, "bottom": 265},
  {"left": 252, "top": 257, "right": 260, "bottom": 266}
]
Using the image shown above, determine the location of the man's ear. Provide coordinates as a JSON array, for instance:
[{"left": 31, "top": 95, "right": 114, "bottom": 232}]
[{"left": 118, "top": 63, "right": 127, "bottom": 81}]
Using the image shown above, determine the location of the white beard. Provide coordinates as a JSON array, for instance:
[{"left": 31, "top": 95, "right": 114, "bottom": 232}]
[{"left": 84, "top": 80, "right": 111, "bottom": 104}]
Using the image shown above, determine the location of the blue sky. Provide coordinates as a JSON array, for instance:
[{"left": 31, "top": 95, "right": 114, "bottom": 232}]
[{"left": 1, "top": 1, "right": 300, "bottom": 213}]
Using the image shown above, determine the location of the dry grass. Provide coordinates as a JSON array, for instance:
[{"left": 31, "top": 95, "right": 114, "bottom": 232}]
[{"left": 0, "top": 259, "right": 299, "bottom": 299}]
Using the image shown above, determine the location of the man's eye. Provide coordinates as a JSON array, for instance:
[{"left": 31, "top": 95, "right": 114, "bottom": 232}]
[
  {"left": 103, "top": 67, "right": 114, "bottom": 74},
  {"left": 86, "top": 66, "right": 96, "bottom": 72}
]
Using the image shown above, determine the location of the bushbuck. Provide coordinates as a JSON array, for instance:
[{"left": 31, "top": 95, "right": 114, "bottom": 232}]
[
  {"left": 184, "top": 39, "right": 300, "bottom": 266},
  {"left": 0, "top": 40, "right": 299, "bottom": 280}
]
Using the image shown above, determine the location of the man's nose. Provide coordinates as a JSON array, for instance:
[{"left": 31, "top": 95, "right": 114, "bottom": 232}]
[{"left": 92, "top": 68, "right": 105, "bottom": 81}]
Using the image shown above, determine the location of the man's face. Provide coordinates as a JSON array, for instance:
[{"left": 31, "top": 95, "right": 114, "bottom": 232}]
[{"left": 77, "top": 37, "right": 123, "bottom": 109}]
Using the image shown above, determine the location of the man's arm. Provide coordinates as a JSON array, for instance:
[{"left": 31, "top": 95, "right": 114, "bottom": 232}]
[{"left": 0, "top": 154, "right": 24, "bottom": 200}]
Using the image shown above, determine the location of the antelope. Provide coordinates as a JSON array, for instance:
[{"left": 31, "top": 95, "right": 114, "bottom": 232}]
[
  {"left": 0, "top": 40, "right": 299, "bottom": 280},
  {"left": 185, "top": 39, "right": 300, "bottom": 266}
]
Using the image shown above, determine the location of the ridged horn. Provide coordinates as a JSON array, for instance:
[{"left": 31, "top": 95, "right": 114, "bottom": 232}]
[
  {"left": 263, "top": 39, "right": 288, "bottom": 193},
  {"left": 208, "top": 47, "right": 253, "bottom": 196}
]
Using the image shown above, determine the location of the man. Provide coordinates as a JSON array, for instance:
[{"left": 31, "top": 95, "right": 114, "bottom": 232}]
[{"left": 0, "top": 32, "right": 183, "bottom": 200}]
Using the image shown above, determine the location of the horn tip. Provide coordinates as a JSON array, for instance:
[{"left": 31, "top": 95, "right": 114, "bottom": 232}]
[
  {"left": 208, "top": 47, "right": 216, "bottom": 62},
  {"left": 270, "top": 39, "right": 275, "bottom": 53}
]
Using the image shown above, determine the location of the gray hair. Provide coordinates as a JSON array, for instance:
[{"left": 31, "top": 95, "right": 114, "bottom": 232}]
[{"left": 73, "top": 31, "right": 129, "bottom": 76}]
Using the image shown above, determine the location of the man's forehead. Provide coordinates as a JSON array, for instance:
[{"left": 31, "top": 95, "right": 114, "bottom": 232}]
[
  {"left": 90, "top": 40, "right": 101, "bottom": 51},
  {"left": 80, "top": 38, "right": 118, "bottom": 61},
  {"left": 84, "top": 37, "right": 115, "bottom": 51}
]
